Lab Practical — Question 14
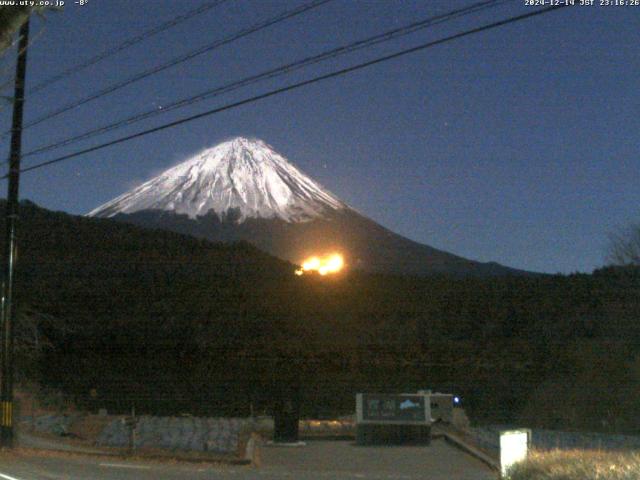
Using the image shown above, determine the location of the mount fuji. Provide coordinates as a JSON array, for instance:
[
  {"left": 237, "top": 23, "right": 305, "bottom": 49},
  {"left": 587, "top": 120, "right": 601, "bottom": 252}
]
[{"left": 89, "top": 137, "right": 526, "bottom": 276}]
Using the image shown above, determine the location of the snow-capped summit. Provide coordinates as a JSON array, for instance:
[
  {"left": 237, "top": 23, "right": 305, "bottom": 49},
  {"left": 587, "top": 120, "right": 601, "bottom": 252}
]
[
  {"left": 88, "top": 137, "right": 346, "bottom": 222},
  {"left": 88, "top": 136, "right": 529, "bottom": 277}
]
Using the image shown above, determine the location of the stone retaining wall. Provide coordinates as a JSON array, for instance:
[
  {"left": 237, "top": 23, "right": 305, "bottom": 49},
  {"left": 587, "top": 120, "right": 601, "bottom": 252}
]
[
  {"left": 21, "top": 414, "right": 360, "bottom": 453},
  {"left": 21, "top": 414, "right": 248, "bottom": 453},
  {"left": 21, "top": 413, "right": 80, "bottom": 436},
  {"left": 98, "top": 416, "right": 246, "bottom": 452}
]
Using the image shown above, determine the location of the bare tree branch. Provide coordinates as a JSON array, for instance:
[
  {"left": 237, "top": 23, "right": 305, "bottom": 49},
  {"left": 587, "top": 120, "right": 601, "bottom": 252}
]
[{"left": 607, "top": 223, "right": 640, "bottom": 266}]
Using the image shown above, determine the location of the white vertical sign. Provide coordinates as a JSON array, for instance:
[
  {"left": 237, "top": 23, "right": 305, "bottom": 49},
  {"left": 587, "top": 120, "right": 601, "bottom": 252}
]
[{"left": 500, "top": 429, "right": 530, "bottom": 477}]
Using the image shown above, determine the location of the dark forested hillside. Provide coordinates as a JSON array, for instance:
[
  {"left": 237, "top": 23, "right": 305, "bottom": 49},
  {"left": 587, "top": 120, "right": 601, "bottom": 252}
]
[{"left": 2, "top": 200, "right": 640, "bottom": 432}]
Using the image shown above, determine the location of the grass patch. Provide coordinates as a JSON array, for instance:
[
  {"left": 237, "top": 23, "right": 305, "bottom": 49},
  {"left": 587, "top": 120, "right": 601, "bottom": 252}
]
[{"left": 506, "top": 450, "right": 640, "bottom": 480}]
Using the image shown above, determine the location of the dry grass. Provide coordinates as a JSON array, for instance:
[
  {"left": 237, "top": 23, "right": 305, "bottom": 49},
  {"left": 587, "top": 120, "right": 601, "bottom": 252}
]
[{"left": 506, "top": 449, "right": 640, "bottom": 480}]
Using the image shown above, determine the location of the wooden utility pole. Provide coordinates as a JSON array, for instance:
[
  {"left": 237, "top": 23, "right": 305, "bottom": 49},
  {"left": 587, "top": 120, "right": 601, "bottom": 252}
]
[{"left": 0, "top": 17, "right": 30, "bottom": 448}]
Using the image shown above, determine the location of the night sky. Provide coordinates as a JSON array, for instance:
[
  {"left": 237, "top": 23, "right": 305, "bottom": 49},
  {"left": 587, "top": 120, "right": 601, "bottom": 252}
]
[{"left": 0, "top": 0, "right": 638, "bottom": 274}]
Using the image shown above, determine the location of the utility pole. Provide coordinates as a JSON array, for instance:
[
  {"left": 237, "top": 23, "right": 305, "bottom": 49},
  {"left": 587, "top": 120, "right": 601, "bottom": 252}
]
[{"left": 0, "top": 18, "right": 30, "bottom": 448}]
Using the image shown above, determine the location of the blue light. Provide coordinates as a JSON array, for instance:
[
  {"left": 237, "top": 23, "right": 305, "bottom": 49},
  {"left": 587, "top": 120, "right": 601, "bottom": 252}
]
[{"left": 453, "top": 396, "right": 460, "bottom": 405}]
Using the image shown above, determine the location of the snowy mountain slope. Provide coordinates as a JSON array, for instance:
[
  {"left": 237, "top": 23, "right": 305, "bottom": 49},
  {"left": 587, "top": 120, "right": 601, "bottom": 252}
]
[
  {"left": 89, "top": 137, "right": 530, "bottom": 276},
  {"left": 89, "top": 137, "right": 345, "bottom": 222}
]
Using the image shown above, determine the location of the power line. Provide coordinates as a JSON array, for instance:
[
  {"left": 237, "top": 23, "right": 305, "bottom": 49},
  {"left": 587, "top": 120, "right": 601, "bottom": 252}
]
[
  {"left": 2, "top": 0, "right": 334, "bottom": 137},
  {"left": 27, "top": 0, "right": 231, "bottom": 95},
  {"left": 20, "top": 0, "right": 509, "bottom": 160},
  {"left": 2, "top": 5, "right": 568, "bottom": 180},
  {"left": 0, "top": 20, "right": 49, "bottom": 96},
  {"left": 0, "top": 1, "right": 229, "bottom": 108}
]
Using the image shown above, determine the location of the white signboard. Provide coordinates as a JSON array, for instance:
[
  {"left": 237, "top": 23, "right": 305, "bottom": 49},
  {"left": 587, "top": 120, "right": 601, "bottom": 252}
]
[
  {"left": 355, "top": 393, "right": 431, "bottom": 425},
  {"left": 500, "top": 429, "right": 530, "bottom": 477}
]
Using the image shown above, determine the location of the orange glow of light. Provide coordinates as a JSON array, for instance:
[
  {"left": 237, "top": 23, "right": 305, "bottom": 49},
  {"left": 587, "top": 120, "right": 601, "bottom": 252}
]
[{"left": 295, "top": 253, "right": 344, "bottom": 276}]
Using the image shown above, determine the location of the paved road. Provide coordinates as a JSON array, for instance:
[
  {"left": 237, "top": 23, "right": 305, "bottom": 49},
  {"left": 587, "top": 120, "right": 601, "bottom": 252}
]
[
  {"left": 257, "top": 440, "right": 495, "bottom": 480},
  {"left": 0, "top": 439, "right": 496, "bottom": 479}
]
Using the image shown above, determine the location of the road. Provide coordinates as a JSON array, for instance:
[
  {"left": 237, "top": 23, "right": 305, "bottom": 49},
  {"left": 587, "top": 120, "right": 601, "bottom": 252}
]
[{"left": 0, "top": 439, "right": 496, "bottom": 479}]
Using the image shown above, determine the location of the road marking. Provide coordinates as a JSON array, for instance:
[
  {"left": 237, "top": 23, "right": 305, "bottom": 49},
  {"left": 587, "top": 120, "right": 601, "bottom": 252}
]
[
  {"left": 0, "top": 472, "right": 24, "bottom": 480},
  {"left": 99, "top": 463, "right": 152, "bottom": 470}
]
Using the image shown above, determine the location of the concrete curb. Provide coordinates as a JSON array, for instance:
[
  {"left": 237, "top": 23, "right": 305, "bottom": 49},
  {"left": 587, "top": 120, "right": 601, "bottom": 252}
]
[
  {"left": 437, "top": 431, "right": 499, "bottom": 471},
  {"left": 300, "top": 434, "right": 355, "bottom": 441},
  {"left": 16, "top": 445, "right": 253, "bottom": 465},
  {"left": 264, "top": 441, "right": 307, "bottom": 447}
]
